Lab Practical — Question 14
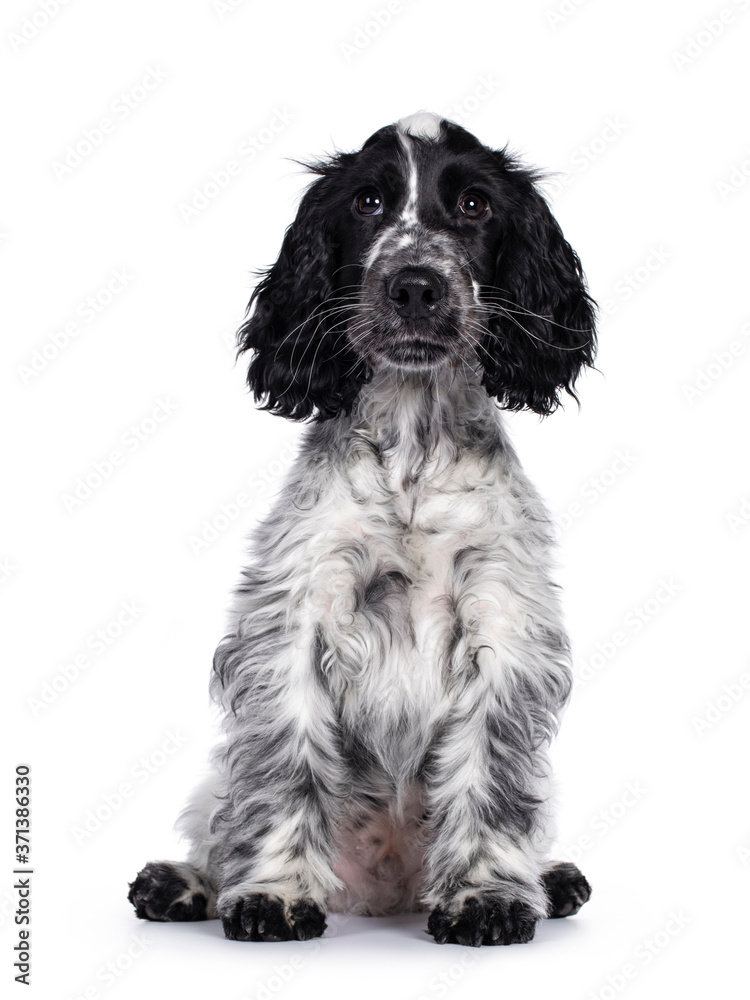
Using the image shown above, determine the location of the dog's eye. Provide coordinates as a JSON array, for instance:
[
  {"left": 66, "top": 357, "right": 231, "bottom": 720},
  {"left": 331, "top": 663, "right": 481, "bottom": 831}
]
[
  {"left": 459, "top": 192, "right": 488, "bottom": 219},
  {"left": 355, "top": 189, "right": 384, "bottom": 216}
]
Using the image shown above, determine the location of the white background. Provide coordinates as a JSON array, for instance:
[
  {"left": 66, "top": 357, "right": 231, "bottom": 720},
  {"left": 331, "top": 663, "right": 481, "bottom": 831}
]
[{"left": 3, "top": 0, "right": 749, "bottom": 997}]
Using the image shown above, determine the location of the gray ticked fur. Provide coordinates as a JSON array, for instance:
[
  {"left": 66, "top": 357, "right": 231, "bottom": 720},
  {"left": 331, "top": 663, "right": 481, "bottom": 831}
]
[
  {"left": 178, "top": 366, "right": 572, "bottom": 922},
  {"left": 131, "top": 112, "right": 597, "bottom": 940}
]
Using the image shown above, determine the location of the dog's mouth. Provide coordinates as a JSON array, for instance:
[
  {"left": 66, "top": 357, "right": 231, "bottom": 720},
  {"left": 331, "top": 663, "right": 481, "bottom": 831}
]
[
  {"left": 377, "top": 332, "right": 452, "bottom": 369},
  {"left": 352, "top": 314, "right": 459, "bottom": 371}
]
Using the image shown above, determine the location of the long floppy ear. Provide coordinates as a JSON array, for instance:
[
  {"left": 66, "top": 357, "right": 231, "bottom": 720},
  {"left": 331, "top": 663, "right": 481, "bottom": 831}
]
[
  {"left": 236, "top": 176, "right": 367, "bottom": 421},
  {"left": 481, "top": 170, "right": 596, "bottom": 415}
]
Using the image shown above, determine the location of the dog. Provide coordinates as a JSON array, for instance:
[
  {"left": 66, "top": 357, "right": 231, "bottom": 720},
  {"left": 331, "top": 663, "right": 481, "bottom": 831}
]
[{"left": 129, "top": 112, "right": 596, "bottom": 947}]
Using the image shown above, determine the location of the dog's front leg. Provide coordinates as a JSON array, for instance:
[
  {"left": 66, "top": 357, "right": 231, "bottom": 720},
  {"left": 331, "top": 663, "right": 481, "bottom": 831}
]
[
  {"left": 422, "top": 680, "right": 554, "bottom": 946},
  {"left": 210, "top": 606, "right": 346, "bottom": 942},
  {"left": 419, "top": 538, "right": 573, "bottom": 946}
]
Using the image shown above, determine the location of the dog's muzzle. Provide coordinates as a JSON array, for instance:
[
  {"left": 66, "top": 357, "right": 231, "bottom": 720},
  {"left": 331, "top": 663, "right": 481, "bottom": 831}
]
[{"left": 354, "top": 229, "right": 479, "bottom": 370}]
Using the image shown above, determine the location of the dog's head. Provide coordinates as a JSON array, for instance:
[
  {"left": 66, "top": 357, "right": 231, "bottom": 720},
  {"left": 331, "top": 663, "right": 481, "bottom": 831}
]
[{"left": 238, "top": 112, "right": 596, "bottom": 420}]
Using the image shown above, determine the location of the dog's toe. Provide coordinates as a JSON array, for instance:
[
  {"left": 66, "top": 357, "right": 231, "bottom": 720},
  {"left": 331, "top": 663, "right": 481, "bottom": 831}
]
[
  {"left": 221, "top": 894, "right": 326, "bottom": 942},
  {"left": 428, "top": 894, "right": 538, "bottom": 946}
]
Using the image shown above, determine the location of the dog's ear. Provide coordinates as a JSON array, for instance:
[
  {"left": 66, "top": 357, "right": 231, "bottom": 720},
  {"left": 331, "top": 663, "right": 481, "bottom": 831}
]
[
  {"left": 481, "top": 169, "right": 596, "bottom": 415},
  {"left": 237, "top": 177, "right": 367, "bottom": 421}
]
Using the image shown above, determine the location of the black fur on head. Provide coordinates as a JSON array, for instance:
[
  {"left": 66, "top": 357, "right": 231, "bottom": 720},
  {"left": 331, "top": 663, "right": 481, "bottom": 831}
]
[
  {"left": 237, "top": 116, "right": 596, "bottom": 420},
  {"left": 236, "top": 163, "right": 368, "bottom": 421},
  {"left": 479, "top": 152, "right": 596, "bottom": 414}
]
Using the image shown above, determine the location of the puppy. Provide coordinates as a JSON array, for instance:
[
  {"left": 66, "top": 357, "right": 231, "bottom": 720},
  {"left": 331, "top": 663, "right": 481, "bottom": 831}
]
[{"left": 129, "top": 112, "right": 595, "bottom": 946}]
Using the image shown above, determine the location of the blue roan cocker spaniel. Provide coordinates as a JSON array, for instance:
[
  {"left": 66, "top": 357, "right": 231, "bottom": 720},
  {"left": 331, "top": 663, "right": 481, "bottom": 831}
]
[{"left": 129, "top": 112, "right": 596, "bottom": 947}]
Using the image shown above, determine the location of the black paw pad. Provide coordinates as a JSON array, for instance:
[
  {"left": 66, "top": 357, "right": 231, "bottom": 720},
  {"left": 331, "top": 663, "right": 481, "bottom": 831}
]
[
  {"left": 221, "top": 894, "right": 326, "bottom": 942},
  {"left": 427, "top": 894, "right": 538, "bottom": 947},
  {"left": 542, "top": 862, "right": 592, "bottom": 918},
  {"left": 128, "top": 861, "right": 208, "bottom": 922}
]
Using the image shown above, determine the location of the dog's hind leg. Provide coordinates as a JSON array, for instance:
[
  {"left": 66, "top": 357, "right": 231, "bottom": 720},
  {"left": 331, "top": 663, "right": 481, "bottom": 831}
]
[
  {"left": 128, "top": 860, "right": 215, "bottom": 921},
  {"left": 542, "top": 861, "right": 592, "bottom": 918},
  {"left": 128, "top": 774, "right": 220, "bottom": 922}
]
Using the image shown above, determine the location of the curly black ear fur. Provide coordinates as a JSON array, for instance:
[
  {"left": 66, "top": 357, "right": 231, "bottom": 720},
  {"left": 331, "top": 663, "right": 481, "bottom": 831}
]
[
  {"left": 236, "top": 176, "right": 368, "bottom": 421},
  {"left": 481, "top": 167, "right": 597, "bottom": 415}
]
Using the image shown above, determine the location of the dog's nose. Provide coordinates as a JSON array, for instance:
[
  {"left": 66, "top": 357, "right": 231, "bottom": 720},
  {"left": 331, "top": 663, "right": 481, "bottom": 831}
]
[{"left": 387, "top": 268, "right": 444, "bottom": 319}]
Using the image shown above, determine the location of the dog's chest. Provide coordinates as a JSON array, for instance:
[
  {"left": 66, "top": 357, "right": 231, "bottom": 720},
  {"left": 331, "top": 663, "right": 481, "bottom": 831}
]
[{"left": 310, "top": 441, "right": 520, "bottom": 727}]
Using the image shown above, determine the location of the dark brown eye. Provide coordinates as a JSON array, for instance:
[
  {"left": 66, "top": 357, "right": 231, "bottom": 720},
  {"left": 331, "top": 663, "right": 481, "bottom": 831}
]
[
  {"left": 355, "top": 189, "right": 383, "bottom": 216},
  {"left": 459, "top": 192, "right": 488, "bottom": 218}
]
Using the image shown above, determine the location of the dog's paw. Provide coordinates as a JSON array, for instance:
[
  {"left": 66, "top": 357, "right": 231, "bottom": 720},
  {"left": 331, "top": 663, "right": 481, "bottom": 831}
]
[
  {"left": 128, "top": 861, "right": 209, "bottom": 922},
  {"left": 221, "top": 894, "right": 327, "bottom": 942},
  {"left": 542, "top": 861, "right": 592, "bottom": 917},
  {"left": 427, "top": 894, "right": 538, "bottom": 947}
]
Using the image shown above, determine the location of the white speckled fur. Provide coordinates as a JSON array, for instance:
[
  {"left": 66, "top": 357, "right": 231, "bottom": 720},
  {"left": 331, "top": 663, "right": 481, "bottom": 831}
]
[
  {"left": 161, "top": 113, "right": 589, "bottom": 932},
  {"left": 178, "top": 366, "right": 570, "bottom": 922}
]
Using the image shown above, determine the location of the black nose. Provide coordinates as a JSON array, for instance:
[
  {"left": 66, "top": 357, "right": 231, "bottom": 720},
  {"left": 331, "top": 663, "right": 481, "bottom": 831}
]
[{"left": 387, "top": 268, "right": 444, "bottom": 319}]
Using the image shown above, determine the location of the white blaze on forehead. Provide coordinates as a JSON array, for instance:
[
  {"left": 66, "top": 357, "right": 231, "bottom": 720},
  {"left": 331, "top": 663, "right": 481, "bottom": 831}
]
[
  {"left": 396, "top": 111, "right": 444, "bottom": 139},
  {"left": 364, "top": 113, "right": 443, "bottom": 269},
  {"left": 397, "top": 131, "right": 419, "bottom": 227},
  {"left": 395, "top": 112, "right": 444, "bottom": 229}
]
